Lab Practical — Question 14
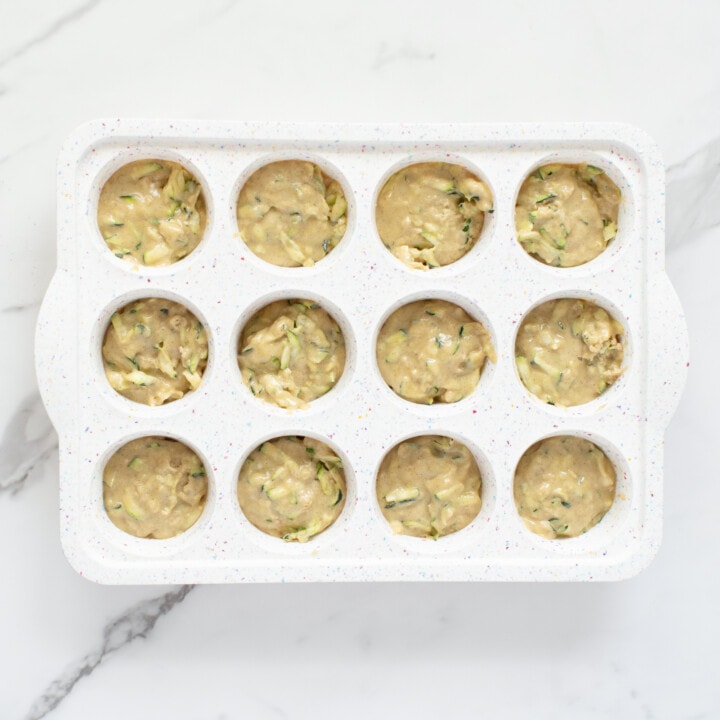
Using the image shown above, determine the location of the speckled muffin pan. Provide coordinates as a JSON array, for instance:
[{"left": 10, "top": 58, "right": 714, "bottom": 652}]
[{"left": 36, "top": 120, "right": 688, "bottom": 583}]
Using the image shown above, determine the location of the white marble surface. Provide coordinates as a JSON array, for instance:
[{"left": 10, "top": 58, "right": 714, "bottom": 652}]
[{"left": 0, "top": 0, "right": 718, "bottom": 717}]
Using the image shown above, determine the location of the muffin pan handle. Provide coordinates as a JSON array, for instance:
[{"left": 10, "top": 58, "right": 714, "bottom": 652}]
[
  {"left": 647, "top": 274, "right": 689, "bottom": 424},
  {"left": 35, "top": 272, "right": 75, "bottom": 432}
]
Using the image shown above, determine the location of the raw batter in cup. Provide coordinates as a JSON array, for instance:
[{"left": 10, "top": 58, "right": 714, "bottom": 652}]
[
  {"left": 103, "top": 436, "right": 208, "bottom": 539},
  {"left": 237, "top": 436, "right": 346, "bottom": 542},
  {"left": 102, "top": 297, "right": 209, "bottom": 406},
  {"left": 236, "top": 160, "right": 348, "bottom": 267},
  {"left": 515, "top": 298, "right": 624, "bottom": 407},
  {"left": 98, "top": 159, "right": 206, "bottom": 266},
  {"left": 238, "top": 299, "right": 346, "bottom": 409},
  {"left": 376, "top": 298, "right": 495, "bottom": 404},
  {"left": 514, "top": 435, "right": 616, "bottom": 539},
  {"left": 376, "top": 161, "right": 493, "bottom": 270},
  {"left": 515, "top": 163, "right": 620, "bottom": 267},
  {"left": 377, "top": 435, "right": 482, "bottom": 539}
]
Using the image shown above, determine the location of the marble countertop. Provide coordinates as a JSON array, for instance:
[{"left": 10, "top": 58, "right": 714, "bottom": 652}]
[{"left": 1, "top": 1, "right": 718, "bottom": 717}]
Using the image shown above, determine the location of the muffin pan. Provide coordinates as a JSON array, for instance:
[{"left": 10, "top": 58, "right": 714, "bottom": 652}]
[{"left": 36, "top": 120, "right": 688, "bottom": 583}]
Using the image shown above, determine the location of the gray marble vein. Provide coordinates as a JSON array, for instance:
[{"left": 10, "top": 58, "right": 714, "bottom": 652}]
[
  {"left": 0, "top": 137, "right": 47, "bottom": 166},
  {"left": 24, "top": 585, "right": 195, "bottom": 719},
  {"left": 0, "top": 0, "right": 102, "bottom": 70},
  {"left": 0, "top": 394, "right": 57, "bottom": 496},
  {"left": 667, "top": 135, "right": 720, "bottom": 250},
  {"left": 200, "top": 0, "right": 239, "bottom": 23},
  {"left": 1, "top": 301, "right": 40, "bottom": 314},
  {"left": 372, "top": 42, "right": 436, "bottom": 70}
]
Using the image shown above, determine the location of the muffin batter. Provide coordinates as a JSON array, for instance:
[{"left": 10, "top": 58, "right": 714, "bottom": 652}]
[
  {"left": 515, "top": 163, "right": 620, "bottom": 267},
  {"left": 377, "top": 435, "right": 482, "bottom": 539},
  {"left": 375, "top": 161, "right": 493, "bottom": 270},
  {"left": 237, "top": 436, "right": 346, "bottom": 542},
  {"left": 98, "top": 159, "right": 206, "bottom": 266},
  {"left": 376, "top": 298, "right": 495, "bottom": 404},
  {"left": 236, "top": 160, "right": 348, "bottom": 267},
  {"left": 103, "top": 297, "right": 209, "bottom": 406},
  {"left": 515, "top": 298, "right": 624, "bottom": 406},
  {"left": 514, "top": 435, "right": 616, "bottom": 539},
  {"left": 103, "top": 436, "right": 208, "bottom": 539},
  {"left": 238, "top": 299, "right": 346, "bottom": 409}
]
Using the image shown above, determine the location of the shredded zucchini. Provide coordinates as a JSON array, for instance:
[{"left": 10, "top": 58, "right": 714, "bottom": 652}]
[
  {"left": 103, "top": 436, "right": 208, "bottom": 539},
  {"left": 514, "top": 435, "right": 616, "bottom": 539},
  {"left": 376, "top": 162, "right": 493, "bottom": 270},
  {"left": 98, "top": 159, "right": 206, "bottom": 266},
  {"left": 238, "top": 436, "right": 346, "bottom": 542},
  {"left": 515, "top": 298, "right": 624, "bottom": 407},
  {"left": 515, "top": 163, "right": 621, "bottom": 267},
  {"left": 376, "top": 299, "right": 494, "bottom": 405},
  {"left": 377, "top": 435, "right": 482, "bottom": 539},
  {"left": 237, "top": 161, "right": 348, "bottom": 267},
  {"left": 102, "top": 297, "right": 208, "bottom": 406},
  {"left": 238, "top": 299, "right": 346, "bottom": 409}
]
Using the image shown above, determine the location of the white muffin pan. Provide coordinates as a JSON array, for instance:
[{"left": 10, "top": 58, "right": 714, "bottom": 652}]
[{"left": 36, "top": 120, "right": 688, "bottom": 583}]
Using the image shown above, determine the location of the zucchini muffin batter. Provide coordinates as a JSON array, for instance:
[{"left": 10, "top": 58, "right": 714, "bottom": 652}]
[
  {"left": 236, "top": 160, "right": 348, "bottom": 267},
  {"left": 103, "top": 436, "right": 208, "bottom": 539},
  {"left": 377, "top": 435, "right": 482, "bottom": 539},
  {"left": 376, "top": 298, "right": 495, "bottom": 405},
  {"left": 514, "top": 435, "right": 616, "bottom": 539},
  {"left": 98, "top": 159, "right": 206, "bottom": 266},
  {"left": 237, "top": 436, "right": 346, "bottom": 542},
  {"left": 375, "top": 161, "right": 493, "bottom": 270},
  {"left": 515, "top": 163, "right": 620, "bottom": 267},
  {"left": 238, "top": 299, "right": 346, "bottom": 409},
  {"left": 102, "top": 297, "right": 209, "bottom": 406},
  {"left": 515, "top": 298, "right": 624, "bottom": 407}
]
